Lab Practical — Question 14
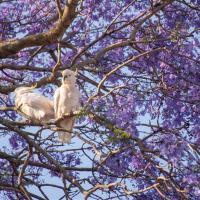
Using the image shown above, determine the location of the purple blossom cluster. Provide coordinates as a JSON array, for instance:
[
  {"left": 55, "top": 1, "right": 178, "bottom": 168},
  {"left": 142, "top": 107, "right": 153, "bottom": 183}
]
[{"left": 1, "top": 0, "right": 200, "bottom": 199}]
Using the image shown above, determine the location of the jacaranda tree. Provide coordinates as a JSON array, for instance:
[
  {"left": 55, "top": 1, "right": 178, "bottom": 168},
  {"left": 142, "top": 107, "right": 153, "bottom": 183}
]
[{"left": 0, "top": 0, "right": 200, "bottom": 199}]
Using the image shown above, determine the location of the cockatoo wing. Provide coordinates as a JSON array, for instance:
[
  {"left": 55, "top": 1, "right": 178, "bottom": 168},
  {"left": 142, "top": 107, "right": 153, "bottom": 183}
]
[
  {"left": 16, "top": 93, "right": 54, "bottom": 122},
  {"left": 74, "top": 88, "right": 81, "bottom": 111},
  {"left": 21, "top": 93, "right": 53, "bottom": 110},
  {"left": 53, "top": 88, "right": 60, "bottom": 118}
]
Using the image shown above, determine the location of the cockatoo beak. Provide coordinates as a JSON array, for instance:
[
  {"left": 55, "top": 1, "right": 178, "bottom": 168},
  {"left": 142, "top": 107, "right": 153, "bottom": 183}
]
[{"left": 62, "top": 77, "right": 65, "bottom": 84}]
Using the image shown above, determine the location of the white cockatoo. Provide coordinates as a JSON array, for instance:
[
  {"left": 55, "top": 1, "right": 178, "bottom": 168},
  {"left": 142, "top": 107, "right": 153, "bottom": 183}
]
[
  {"left": 54, "top": 69, "right": 80, "bottom": 143},
  {"left": 14, "top": 86, "right": 54, "bottom": 122}
]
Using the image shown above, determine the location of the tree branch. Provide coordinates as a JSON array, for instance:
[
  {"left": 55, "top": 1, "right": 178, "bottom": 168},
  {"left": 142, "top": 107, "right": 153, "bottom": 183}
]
[{"left": 0, "top": 0, "right": 79, "bottom": 58}]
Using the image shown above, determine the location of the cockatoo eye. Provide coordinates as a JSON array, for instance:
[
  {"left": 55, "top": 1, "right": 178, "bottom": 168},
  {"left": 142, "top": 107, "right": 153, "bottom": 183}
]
[
  {"left": 64, "top": 76, "right": 68, "bottom": 79},
  {"left": 64, "top": 74, "right": 71, "bottom": 79}
]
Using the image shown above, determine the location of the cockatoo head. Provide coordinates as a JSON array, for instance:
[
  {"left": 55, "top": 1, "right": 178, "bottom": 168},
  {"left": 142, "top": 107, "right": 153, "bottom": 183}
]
[
  {"left": 14, "top": 86, "right": 34, "bottom": 96},
  {"left": 62, "top": 69, "right": 76, "bottom": 85}
]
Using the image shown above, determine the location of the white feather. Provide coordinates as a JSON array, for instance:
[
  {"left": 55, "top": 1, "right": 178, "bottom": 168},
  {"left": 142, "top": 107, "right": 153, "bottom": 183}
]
[
  {"left": 54, "top": 69, "right": 80, "bottom": 143},
  {"left": 15, "top": 87, "right": 54, "bottom": 122}
]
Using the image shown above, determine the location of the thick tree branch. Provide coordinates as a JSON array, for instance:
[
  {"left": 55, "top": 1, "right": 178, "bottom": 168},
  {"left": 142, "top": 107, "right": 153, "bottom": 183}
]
[{"left": 0, "top": 0, "right": 79, "bottom": 58}]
